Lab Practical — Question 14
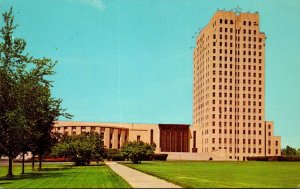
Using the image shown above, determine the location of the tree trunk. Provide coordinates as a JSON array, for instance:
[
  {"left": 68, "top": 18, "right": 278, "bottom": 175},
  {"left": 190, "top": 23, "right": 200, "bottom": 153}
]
[
  {"left": 32, "top": 153, "right": 35, "bottom": 171},
  {"left": 21, "top": 153, "right": 25, "bottom": 174},
  {"left": 38, "top": 154, "right": 42, "bottom": 171},
  {"left": 7, "top": 156, "right": 13, "bottom": 178}
]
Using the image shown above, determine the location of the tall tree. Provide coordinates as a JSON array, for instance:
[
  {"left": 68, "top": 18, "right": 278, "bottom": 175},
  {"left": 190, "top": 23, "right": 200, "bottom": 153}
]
[
  {"left": 0, "top": 7, "right": 29, "bottom": 178},
  {"left": 0, "top": 8, "right": 71, "bottom": 177}
]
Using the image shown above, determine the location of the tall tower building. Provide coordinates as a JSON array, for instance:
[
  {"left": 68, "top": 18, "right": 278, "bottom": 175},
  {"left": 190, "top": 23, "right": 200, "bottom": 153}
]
[{"left": 193, "top": 10, "right": 281, "bottom": 160}]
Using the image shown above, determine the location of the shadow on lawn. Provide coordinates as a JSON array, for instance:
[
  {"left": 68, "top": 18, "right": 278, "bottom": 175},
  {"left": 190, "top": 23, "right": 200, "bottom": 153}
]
[
  {"left": 0, "top": 165, "right": 73, "bottom": 185},
  {"left": 40, "top": 165, "right": 74, "bottom": 171}
]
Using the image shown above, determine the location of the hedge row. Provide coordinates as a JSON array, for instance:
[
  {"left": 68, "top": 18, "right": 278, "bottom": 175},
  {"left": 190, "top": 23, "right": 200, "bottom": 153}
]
[
  {"left": 109, "top": 153, "right": 168, "bottom": 161},
  {"left": 153, "top": 154, "right": 168, "bottom": 161},
  {"left": 247, "top": 156, "right": 300, "bottom": 161}
]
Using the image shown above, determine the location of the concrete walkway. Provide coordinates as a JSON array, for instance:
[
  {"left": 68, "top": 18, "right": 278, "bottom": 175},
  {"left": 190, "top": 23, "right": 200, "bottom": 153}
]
[{"left": 105, "top": 161, "right": 181, "bottom": 188}]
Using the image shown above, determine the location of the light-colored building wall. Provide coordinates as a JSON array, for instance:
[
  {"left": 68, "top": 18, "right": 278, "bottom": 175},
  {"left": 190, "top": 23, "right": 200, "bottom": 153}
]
[
  {"left": 53, "top": 121, "right": 193, "bottom": 155},
  {"left": 193, "top": 10, "right": 281, "bottom": 160},
  {"left": 53, "top": 121, "right": 129, "bottom": 150},
  {"left": 53, "top": 121, "right": 161, "bottom": 153}
]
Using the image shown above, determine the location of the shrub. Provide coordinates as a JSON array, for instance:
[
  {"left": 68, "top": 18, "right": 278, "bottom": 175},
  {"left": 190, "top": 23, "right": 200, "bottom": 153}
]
[
  {"left": 247, "top": 156, "right": 268, "bottom": 161},
  {"left": 121, "top": 141, "right": 155, "bottom": 164},
  {"left": 51, "top": 132, "right": 104, "bottom": 166},
  {"left": 105, "top": 149, "right": 121, "bottom": 161},
  {"left": 112, "top": 154, "right": 125, "bottom": 161}
]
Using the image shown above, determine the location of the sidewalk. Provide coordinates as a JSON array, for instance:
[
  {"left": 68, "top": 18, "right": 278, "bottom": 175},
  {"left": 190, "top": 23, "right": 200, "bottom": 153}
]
[{"left": 105, "top": 161, "right": 181, "bottom": 188}]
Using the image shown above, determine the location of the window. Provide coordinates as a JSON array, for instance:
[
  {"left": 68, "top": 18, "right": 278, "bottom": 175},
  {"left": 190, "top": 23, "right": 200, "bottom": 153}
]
[
  {"left": 220, "top": 19, "right": 222, "bottom": 24},
  {"left": 137, "top": 135, "right": 141, "bottom": 142}
]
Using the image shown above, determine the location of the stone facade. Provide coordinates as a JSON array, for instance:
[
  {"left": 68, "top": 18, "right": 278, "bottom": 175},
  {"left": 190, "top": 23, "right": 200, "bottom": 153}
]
[{"left": 192, "top": 10, "right": 281, "bottom": 160}]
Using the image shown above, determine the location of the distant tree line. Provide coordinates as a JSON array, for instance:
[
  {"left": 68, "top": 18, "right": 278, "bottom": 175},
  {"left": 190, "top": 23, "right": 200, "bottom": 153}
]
[
  {"left": 248, "top": 146, "right": 300, "bottom": 161},
  {"left": 0, "top": 8, "right": 71, "bottom": 178},
  {"left": 282, "top": 145, "right": 300, "bottom": 156}
]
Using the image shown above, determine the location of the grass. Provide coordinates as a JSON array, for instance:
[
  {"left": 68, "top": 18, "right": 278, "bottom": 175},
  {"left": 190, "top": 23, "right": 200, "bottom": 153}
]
[
  {"left": 0, "top": 162, "right": 131, "bottom": 188},
  {"left": 123, "top": 161, "right": 300, "bottom": 188}
]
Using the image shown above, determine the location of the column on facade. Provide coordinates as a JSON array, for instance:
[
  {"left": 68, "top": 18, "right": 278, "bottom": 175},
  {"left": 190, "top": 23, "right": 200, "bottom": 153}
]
[
  {"left": 96, "top": 126, "right": 101, "bottom": 134},
  {"left": 67, "top": 126, "right": 72, "bottom": 135},
  {"left": 76, "top": 126, "right": 81, "bottom": 135},
  {"left": 104, "top": 127, "right": 110, "bottom": 148},
  {"left": 112, "top": 128, "right": 119, "bottom": 149},
  {"left": 86, "top": 126, "right": 91, "bottom": 133},
  {"left": 120, "top": 129, "right": 126, "bottom": 147}
]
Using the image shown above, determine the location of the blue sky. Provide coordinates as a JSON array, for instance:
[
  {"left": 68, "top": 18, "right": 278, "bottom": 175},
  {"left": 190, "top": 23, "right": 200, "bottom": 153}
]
[{"left": 0, "top": 0, "right": 299, "bottom": 148}]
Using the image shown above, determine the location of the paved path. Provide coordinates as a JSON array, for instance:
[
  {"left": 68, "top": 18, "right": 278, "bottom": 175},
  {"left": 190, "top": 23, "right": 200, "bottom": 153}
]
[{"left": 105, "top": 162, "right": 181, "bottom": 188}]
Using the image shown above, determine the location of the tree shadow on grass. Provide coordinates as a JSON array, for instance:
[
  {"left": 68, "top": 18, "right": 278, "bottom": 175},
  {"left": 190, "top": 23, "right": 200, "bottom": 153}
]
[
  {"left": 86, "top": 164, "right": 104, "bottom": 167},
  {"left": 40, "top": 164, "right": 74, "bottom": 171},
  {"left": 0, "top": 165, "right": 73, "bottom": 186}
]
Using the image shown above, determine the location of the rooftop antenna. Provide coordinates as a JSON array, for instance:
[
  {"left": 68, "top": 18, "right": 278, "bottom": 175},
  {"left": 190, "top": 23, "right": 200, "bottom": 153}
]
[{"left": 234, "top": 6, "right": 242, "bottom": 15}]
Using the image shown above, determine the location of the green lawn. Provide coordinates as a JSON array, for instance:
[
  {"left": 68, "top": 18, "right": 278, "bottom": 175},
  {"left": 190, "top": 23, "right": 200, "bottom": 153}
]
[
  {"left": 0, "top": 162, "right": 131, "bottom": 188},
  {"left": 123, "top": 161, "right": 300, "bottom": 188}
]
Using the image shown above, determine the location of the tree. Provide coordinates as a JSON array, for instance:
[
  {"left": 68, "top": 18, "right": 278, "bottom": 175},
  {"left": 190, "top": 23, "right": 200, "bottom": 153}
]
[
  {"left": 296, "top": 148, "right": 300, "bottom": 156},
  {"left": 0, "top": 8, "right": 71, "bottom": 177},
  {"left": 121, "top": 141, "right": 155, "bottom": 164},
  {"left": 0, "top": 8, "right": 31, "bottom": 178},
  {"left": 281, "top": 145, "right": 297, "bottom": 156},
  {"left": 51, "top": 132, "right": 105, "bottom": 166}
]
